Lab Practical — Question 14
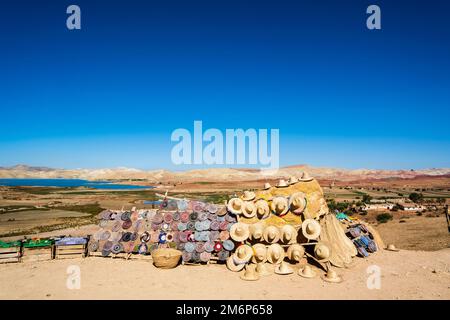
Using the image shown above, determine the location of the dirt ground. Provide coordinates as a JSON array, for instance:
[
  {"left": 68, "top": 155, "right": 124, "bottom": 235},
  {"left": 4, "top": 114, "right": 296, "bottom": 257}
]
[{"left": 0, "top": 249, "right": 448, "bottom": 300}]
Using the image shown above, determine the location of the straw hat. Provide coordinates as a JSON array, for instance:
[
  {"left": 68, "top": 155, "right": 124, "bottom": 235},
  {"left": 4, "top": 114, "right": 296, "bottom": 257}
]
[
  {"left": 267, "top": 243, "right": 285, "bottom": 264},
  {"left": 288, "top": 176, "right": 299, "bottom": 185},
  {"left": 301, "top": 219, "right": 321, "bottom": 240},
  {"left": 240, "top": 264, "right": 260, "bottom": 281},
  {"left": 249, "top": 222, "right": 264, "bottom": 241},
  {"left": 255, "top": 199, "right": 271, "bottom": 219},
  {"left": 286, "top": 244, "right": 305, "bottom": 262},
  {"left": 263, "top": 225, "right": 280, "bottom": 244},
  {"left": 217, "top": 206, "right": 228, "bottom": 216},
  {"left": 255, "top": 262, "right": 273, "bottom": 277},
  {"left": 251, "top": 243, "right": 267, "bottom": 263},
  {"left": 314, "top": 241, "right": 332, "bottom": 262},
  {"left": 263, "top": 182, "right": 272, "bottom": 190},
  {"left": 270, "top": 197, "right": 289, "bottom": 216},
  {"left": 241, "top": 191, "right": 256, "bottom": 201},
  {"left": 280, "top": 224, "right": 298, "bottom": 245},
  {"left": 241, "top": 201, "right": 257, "bottom": 218},
  {"left": 289, "top": 192, "right": 307, "bottom": 215},
  {"left": 276, "top": 179, "right": 289, "bottom": 188},
  {"left": 230, "top": 222, "right": 249, "bottom": 242},
  {"left": 321, "top": 269, "right": 343, "bottom": 283},
  {"left": 227, "top": 198, "right": 244, "bottom": 215},
  {"left": 226, "top": 249, "right": 250, "bottom": 272},
  {"left": 299, "top": 171, "right": 313, "bottom": 182},
  {"left": 385, "top": 244, "right": 400, "bottom": 252},
  {"left": 233, "top": 244, "right": 253, "bottom": 263},
  {"left": 275, "top": 261, "right": 294, "bottom": 275},
  {"left": 298, "top": 265, "right": 317, "bottom": 278}
]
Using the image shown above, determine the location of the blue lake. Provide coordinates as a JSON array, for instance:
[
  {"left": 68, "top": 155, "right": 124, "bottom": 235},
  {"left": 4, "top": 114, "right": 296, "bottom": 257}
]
[{"left": 0, "top": 179, "right": 153, "bottom": 190}]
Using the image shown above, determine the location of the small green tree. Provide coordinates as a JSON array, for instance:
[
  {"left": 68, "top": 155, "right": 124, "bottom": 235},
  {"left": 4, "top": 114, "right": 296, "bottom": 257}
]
[
  {"left": 362, "top": 193, "right": 372, "bottom": 203},
  {"left": 376, "top": 213, "right": 393, "bottom": 223},
  {"left": 409, "top": 192, "right": 423, "bottom": 203}
]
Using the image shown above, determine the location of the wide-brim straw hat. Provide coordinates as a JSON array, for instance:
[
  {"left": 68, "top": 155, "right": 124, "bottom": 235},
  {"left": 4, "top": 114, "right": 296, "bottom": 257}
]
[
  {"left": 227, "top": 198, "right": 244, "bottom": 215},
  {"left": 256, "top": 262, "right": 273, "bottom": 277},
  {"left": 251, "top": 243, "right": 267, "bottom": 263},
  {"left": 267, "top": 243, "right": 285, "bottom": 264},
  {"left": 275, "top": 261, "right": 294, "bottom": 275},
  {"left": 241, "top": 191, "right": 256, "bottom": 201},
  {"left": 314, "top": 241, "right": 332, "bottom": 262},
  {"left": 226, "top": 256, "right": 246, "bottom": 272},
  {"left": 321, "top": 269, "right": 343, "bottom": 283},
  {"left": 385, "top": 244, "right": 400, "bottom": 251},
  {"left": 299, "top": 171, "right": 314, "bottom": 182},
  {"left": 230, "top": 222, "right": 250, "bottom": 242},
  {"left": 180, "top": 212, "right": 190, "bottom": 223},
  {"left": 301, "top": 219, "right": 321, "bottom": 240},
  {"left": 276, "top": 179, "right": 289, "bottom": 188},
  {"left": 217, "top": 206, "right": 228, "bottom": 216},
  {"left": 240, "top": 264, "right": 260, "bottom": 281},
  {"left": 289, "top": 192, "right": 307, "bottom": 215},
  {"left": 255, "top": 199, "right": 271, "bottom": 219},
  {"left": 271, "top": 197, "right": 289, "bottom": 216},
  {"left": 233, "top": 244, "right": 253, "bottom": 263},
  {"left": 263, "top": 182, "right": 272, "bottom": 190},
  {"left": 241, "top": 202, "right": 256, "bottom": 219},
  {"left": 288, "top": 176, "right": 299, "bottom": 185},
  {"left": 280, "top": 224, "right": 298, "bottom": 244},
  {"left": 249, "top": 222, "right": 264, "bottom": 241},
  {"left": 287, "top": 244, "right": 305, "bottom": 262},
  {"left": 298, "top": 265, "right": 317, "bottom": 278},
  {"left": 263, "top": 225, "right": 281, "bottom": 244}
]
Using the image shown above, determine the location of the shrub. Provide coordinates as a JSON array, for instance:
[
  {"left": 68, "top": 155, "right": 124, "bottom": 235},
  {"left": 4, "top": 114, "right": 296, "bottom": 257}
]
[{"left": 376, "top": 213, "right": 393, "bottom": 223}]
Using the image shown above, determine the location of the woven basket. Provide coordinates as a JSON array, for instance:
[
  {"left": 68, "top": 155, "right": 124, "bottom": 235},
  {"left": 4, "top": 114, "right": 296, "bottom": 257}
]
[{"left": 152, "top": 248, "right": 182, "bottom": 269}]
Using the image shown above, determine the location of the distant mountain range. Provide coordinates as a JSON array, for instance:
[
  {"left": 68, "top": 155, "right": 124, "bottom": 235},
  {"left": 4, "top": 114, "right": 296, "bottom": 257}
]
[{"left": 0, "top": 164, "right": 449, "bottom": 183}]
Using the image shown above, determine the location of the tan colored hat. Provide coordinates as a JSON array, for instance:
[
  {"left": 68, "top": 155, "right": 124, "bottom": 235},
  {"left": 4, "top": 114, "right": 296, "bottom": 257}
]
[
  {"left": 263, "top": 182, "right": 272, "bottom": 190},
  {"left": 385, "top": 244, "right": 400, "bottom": 252},
  {"left": 230, "top": 222, "right": 250, "bottom": 242},
  {"left": 240, "top": 264, "right": 260, "bottom": 281},
  {"left": 289, "top": 192, "right": 307, "bottom": 215},
  {"left": 276, "top": 179, "right": 289, "bottom": 188},
  {"left": 263, "top": 225, "right": 280, "bottom": 244},
  {"left": 227, "top": 198, "right": 244, "bottom": 215},
  {"left": 275, "top": 261, "right": 294, "bottom": 275},
  {"left": 298, "top": 265, "right": 317, "bottom": 278},
  {"left": 286, "top": 244, "right": 305, "bottom": 262},
  {"left": 321, "top": 269, "right": 343, "bottom": 283},
  {"left": 251, "top": 243, "right": 267, "bottom": 263},
  {"left": 314, "top": 241, "right": 332, "bottom": 262},
  {"left": 255, "top": 199, "right": 270, "bottom": 219},
  {"left": 299, "top": 171, "right": 313, "bottom": 182},
  {"left": 267, "top": 243, "right": 285, "bottom": 264},
  {"left": 241, "top": 190, "right": 256, "bottom": 201},
  {"left": 255, "top": 262, "right": 273, "bottom": 277},
  {"left": 270, "top": 197, "right": 289, "bottom": 216},
  {"left": 249, "top": 222, "right": 264, "bottom": 241},
  {"left": 241, "top": 201, "right": 257, "bottom": 218},
  {"left": 301, "top": 219, "right": 321, "bottom": 240},
  {"left": 233, "top": 244, "right": 253, "bottom": 263},
  {"left": 217, "top": 205, "right": 228, "bottom": 216},
  {"left": 226, "top": 256, "right": 246, "bottom": 272},
  {"left": 280, "top": 224, "right": 298, "bottom": 244},
  {"left": 287, "top": 176, "right": 299, "bottom": 185}
]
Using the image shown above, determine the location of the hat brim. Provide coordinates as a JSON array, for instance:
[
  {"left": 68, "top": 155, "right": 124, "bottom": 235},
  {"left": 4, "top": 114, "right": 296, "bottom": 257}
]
[
  {"left": 226, "top": 256, "right": 246, "bottom": 272},
  {"left": 298, "top": 268, "right": 317, "bottom": 278}
]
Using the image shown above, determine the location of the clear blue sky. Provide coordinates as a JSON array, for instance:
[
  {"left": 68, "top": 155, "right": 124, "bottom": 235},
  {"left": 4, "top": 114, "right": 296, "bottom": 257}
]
[{"left": 0, "top": 0, "right": 449, "bottom": 170}]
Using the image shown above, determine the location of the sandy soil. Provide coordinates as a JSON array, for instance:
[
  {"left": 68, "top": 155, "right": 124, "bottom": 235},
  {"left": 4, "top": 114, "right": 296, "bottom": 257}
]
[{"left": 0, "top": 249, "right": 449, "bottom": 300}]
